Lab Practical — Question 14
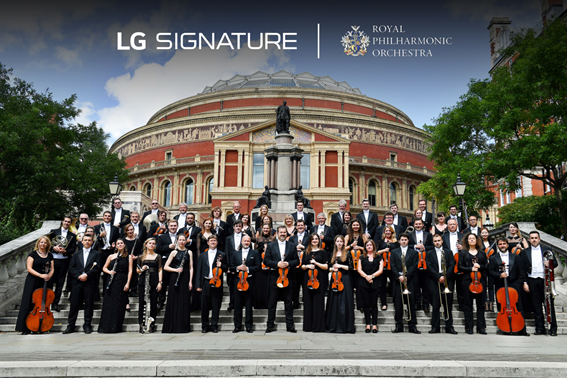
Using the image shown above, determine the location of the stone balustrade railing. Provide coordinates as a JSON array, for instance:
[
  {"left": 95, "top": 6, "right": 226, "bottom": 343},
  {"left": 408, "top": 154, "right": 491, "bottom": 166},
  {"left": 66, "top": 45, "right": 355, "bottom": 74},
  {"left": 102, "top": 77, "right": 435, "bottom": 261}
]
[
  {"left": 348, "top": 156, "right": 435, "bottom": 176},
  {"left": 129, "top": 155, "right": 215, "bottom": 174}
]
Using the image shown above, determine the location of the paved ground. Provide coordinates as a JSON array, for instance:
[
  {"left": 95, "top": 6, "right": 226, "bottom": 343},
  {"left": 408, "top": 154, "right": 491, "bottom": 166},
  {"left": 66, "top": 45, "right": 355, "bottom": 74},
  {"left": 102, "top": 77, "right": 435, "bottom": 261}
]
[{"left": 0, "top": 330, "right": 565, "bottom": 362}]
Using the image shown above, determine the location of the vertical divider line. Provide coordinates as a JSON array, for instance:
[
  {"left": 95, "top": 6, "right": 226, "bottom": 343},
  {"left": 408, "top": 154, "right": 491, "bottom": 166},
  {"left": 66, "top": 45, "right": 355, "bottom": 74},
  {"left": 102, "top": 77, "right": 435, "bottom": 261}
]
[{"left": 317, "top": 23, "right": 320, "bottom": 59}]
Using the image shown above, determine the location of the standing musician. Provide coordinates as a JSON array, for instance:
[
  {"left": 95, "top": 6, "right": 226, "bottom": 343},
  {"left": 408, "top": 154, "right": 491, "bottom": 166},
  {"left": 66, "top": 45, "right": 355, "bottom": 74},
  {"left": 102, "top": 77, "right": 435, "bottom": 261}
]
[
  {"left": 390, "top": 233, "right": 420, "bottom": 334},
  {"left": 291, "top": 201, "right": 314, "bottom": 232},
  {"left": 173, "top": 203, "right": 188, "bottom": 230},
  {"left": 374, "top": 212, "right": 404, "bottom": 241},
  {"left": 376, "top": 225, "right": 399, "bottom": 311},
  {"left": 462, "top": 215, "right": 480, "bottom": 235},
  {"left": 426, "top": 234, "right": 458, "bottom": 334},
  {"left": 94, "top": 212, "right": 119, "bottom": 295},
  {"left": 63, "top": 234, "right": 101, "bottom": 334},
  {"left": 314, "top": 212, "right": 335, "bottom": 262},
  {"left": 230, "top": 234, "right": 260, "bottom": 333},
  {"left": 226, "top": 202, "right": 242, "bottom": 232},
  {"left": 301, "top": 233, "right": 329, "bottom": 332},
  {"left": 177, "top": 212, "right": 201, "bottom": 310},
  {"left": 125, "top": 211, "right": 146, "bottom": 243},
  {"left": 382, "top": 203, "right": 408, "bottom": 230},
  {"left": 330, "top": 200, "right": 348, "bottom": 236},
  {"left": 141, "top": 199, "right": 160, "bottom": 224},
  {"left": 488, "top": 237, "right": 529, "bottom": 336},
  {"left": 458, "top": 233, "right": 489, "bottom": 335},
  {"left": 49, "top": 216, "right": 77, "bottom": 312},
  {"left": 289, "top": 219, "right": 308, "bottom": 309},
  {"left": 408, "top": 219, "right": 433, "bottom": 313},
  {"left": 357, "top": 239, "right": 384, "bottom": 334},
  {"left": 136, "top": 238, "right": 163, "bottom": 334},
  {"left": 445, "top": 205, "right": 464, "bottom": 232},
  {"left": 264, "top": 226, "right": 299, "bottom": 333},
  {"left": 345, "top": 219, "right": 367, "bottom": 313},
  {"left": 195, "top": 235, "right": 227, "bottom": 333},
  {"left": 111, "top": 197, "right": 131, "bottom": 231},
  {"left": 211, "top": 206, "right": 228, "bottom": 252},
  {"left": 418, "top": 200, "right": 433, "bottom": 231},
  {"left": 508, "top": 223, "right": 530, "bottom": 251},
  {"left": 357, "top": 199, "right": 379, "bottom": 241},
  {"left": 148, "top": 210, "right": 168, "bottom": 236},
  {"left": 156, "top": 220, "right": 179, "bottom": 310},
  {"left": 442, "top": 219, "right": 464, "bottom": 311},
  {"left": 225, "top": 220, "right": 244, "bottom": 311},
  {"left": 521, "top": 231, "right": 558, "bottom": 336},
  {"left": 75, "top": 214, "right": 90, "bottom": 235}
]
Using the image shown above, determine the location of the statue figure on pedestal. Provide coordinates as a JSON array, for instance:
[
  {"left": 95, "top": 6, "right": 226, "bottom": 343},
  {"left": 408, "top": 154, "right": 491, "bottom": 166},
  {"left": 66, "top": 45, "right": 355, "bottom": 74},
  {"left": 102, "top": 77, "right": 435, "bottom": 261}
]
[
  {"left": 276, "top": 101, "right": 290, "bottom": 134},
  {"left": 295, "top": 185, "right": 312, "bottom": 209},
  {"left": 254, "top": 185, "right": 272, "bottom": 209}
]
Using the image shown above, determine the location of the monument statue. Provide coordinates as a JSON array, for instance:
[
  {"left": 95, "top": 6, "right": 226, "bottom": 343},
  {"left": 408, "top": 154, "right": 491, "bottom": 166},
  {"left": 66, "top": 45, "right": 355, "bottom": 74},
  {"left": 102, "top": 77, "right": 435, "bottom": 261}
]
[
  {"left": 295, "top": 185, "right": 312, "bottom": 209},
  {"left": 254, "top": 185, "right": 272, "bottom": 209},
  {"left": 276, "top": 101, "right": 290, "bottom": 134}
]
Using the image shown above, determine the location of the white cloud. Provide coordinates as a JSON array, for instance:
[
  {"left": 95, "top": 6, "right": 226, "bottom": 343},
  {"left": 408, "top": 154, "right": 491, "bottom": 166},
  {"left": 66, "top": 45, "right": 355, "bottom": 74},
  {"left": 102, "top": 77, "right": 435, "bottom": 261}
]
[
  {"left": 55, "top": 46, "right": 83, "bottom": 67},
  {"left": 75, "top": 101, "right": 97, "bottom": 126},
  {"left": 97, "top": 45, "right": 294, "bottom": 141}
]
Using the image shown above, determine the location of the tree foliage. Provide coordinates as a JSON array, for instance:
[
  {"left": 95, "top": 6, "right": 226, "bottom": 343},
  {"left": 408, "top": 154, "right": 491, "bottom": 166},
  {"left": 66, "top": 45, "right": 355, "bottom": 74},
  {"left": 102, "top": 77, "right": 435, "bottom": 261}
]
[
  {"left": 419, "top": 18, "right": 567, "bottom": 236},
  {"left": 0, "top": 63, "right": 128, "bottom": 238}
]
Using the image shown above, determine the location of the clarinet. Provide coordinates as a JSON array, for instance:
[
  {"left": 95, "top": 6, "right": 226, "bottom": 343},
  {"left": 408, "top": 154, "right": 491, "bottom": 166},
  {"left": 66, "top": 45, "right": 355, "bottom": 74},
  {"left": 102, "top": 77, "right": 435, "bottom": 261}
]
[
  {"left": 106, "top": 254, "right": 120, "bottom": 290},
  {"left": 174, "top": 249, "right": 188, "bottom": 287},
  {"left": 144, "top": 260, "right": 153, "bottom": 333}
]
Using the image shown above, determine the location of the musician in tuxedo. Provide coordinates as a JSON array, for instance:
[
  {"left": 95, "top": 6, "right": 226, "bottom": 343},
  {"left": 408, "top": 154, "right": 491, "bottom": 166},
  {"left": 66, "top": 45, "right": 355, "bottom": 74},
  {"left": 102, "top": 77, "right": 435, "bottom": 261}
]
[
  {"left": 488, "top": 238, "right": 529, "bottom": 336},
  {"left": 111, "top": 197, "right": 131, "bottom": 230},
  {"left": 289, "top": 219, "right": 308, "bottom": 309},
  {"left": 211, "top": 206, "right": 228, "bottom": 252},
  {"left": 75, "top": 214, "right": 90, "bottom": 235},
  {"left": 418, "top": 200, "right": 433, "bottom": 232},
  {"left": 442, "top": 219, "right": 464, "bottom": 310},
  {"left": 291, "top": 201, "right": 313, "bottom": 231},
  {"left": 445, "top": 205, "right": 464, "bottom": 232},
  {"left": 357, "top": 199, "right": 379, "bottom": 240},
  {"left": 408, "top": 219, "right": 433, "bottom": 312},
  {"left": 225, "top": 220, "right": 245, "bottom": 311},
  {"left": 314, "top": 213, "right": 336, "bottom": 261},
  {"left": 195, "top": 235, "right": 227, "bottom": 333},
  {"left": 49, "top": 216, "right": 77, "bottom": 312},
  {"left": 156, "top": 220, "right": 179, "bottom": 309},
  {"left": 173, "top": 203, "right": 188, "bottom": 230},
  {"left": 330, "top": 200, "right": 348, "bottom": 236},
  {"left": 148, "top": 210, "right": 168, "bottom": 236},
  {"left": 426, "top": 234, "right": 457, "bottom": 334},
  {"left": 177, "top": 212, "right": 200, "bottom": 255},
  {"left": 230, "top": 234, "right": 260, "bottom": 332},
  {"left": 520, "top": 231, "right": 558, "bottom": 336},
  {"left": 124, "top": 211, "right": 146, "bottom": 243},
  {"left": 226, "top": 202, "right": 242, "bottom": 232},
  {"left": 390, "top": 233, "right": 420, "bottom": 333},
  {"left": 373, "top": 212, "right": 404, "bottom": 241},
  {"left": 382, "top": 203, "right": 408, "bottom": 230},
  {"left": 141, "top": 199, "right": 160, "bottom": 223},
  {"left": 264, "top": 226, "right": 299, "bottom": 333},
  {"left": 93, "top": 211, "right": 119, "bottom": 294},
  {"left": 462, "top": 215, "right": 480, "bottom": 235},
  {"left": 63, "top": 234, "right": 101, "bottom": 334}
]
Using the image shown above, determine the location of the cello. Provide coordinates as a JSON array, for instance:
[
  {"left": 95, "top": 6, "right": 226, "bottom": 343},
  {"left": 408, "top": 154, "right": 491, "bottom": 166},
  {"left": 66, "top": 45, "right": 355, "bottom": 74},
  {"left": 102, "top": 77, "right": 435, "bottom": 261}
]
[
  {"left": 469, "top": 256, "right": 483, "bottom": 294},
  {"left": 237, "top": 258, "right": 249, "bottom": 292},
  {"left": 209, "top": 254, "right": 222, "bottom": 288},
  {"left": 331, "top": 258, "right": 344, "bottom": 292},
  {"left": 26, "top": 263, "right": 55, "bottom": 333},
  {"left": 496, "top": 262, "right": 524, "bottom": 333},
  {"left": 306, "top": 252, "right": 320, "bottom": 290}
]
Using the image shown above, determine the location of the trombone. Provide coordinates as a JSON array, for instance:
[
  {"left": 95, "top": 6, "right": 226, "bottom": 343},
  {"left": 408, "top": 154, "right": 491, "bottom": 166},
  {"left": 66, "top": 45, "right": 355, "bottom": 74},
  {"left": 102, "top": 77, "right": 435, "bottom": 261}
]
[
  {"left": 401, "top": 252, "right": 412, "bottom": 322},
  {"left": 439, "top": 249, "right": 452, "bottom": 322}
]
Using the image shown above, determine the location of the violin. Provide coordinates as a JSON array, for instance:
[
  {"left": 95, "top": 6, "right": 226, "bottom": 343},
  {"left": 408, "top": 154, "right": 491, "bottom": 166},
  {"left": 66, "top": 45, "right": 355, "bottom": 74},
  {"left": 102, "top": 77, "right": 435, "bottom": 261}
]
[
  {"left": 26, "top": 263, "right": 55, "bottom": 333},
  {"left": 331, "top": 258, "right": 344, "bottom": 292},
  {"left": 209, "top": 255, "right": 222, "bottom": 288},
  {"left": 496, "top": 262, "right": 525, "bottom": 333},
  {"left": 383, "top": 241, "right": 392, "bottom": 270},
  {"left": 469, "top": 255, "right": 483, "bottom": 294},
  {"left": 453, "top": 251, "right": 460, "bottom": 274},
  {"left": 306, "top": 253, "right": 320, "bottom": 290},
  {"left": 261, "top": 250, "right": 268, "bottom": 270},
  {"left": 511, "top": 243, "right": 523, "bottom": 255},
  {"left": 417, "top": 247, "right": 427, "bottom": 270},
  {"left": 237, "top": 258, "right": 249, "bottom": 292},
  {"left": 276, "top": 253, "right": 289, "bottom": 288},
  {"left": 154, "top": 225, "right": 166, "bottom": 236},
  {"left": 351, "top": 250, "right": 361, "bottom": 271}
]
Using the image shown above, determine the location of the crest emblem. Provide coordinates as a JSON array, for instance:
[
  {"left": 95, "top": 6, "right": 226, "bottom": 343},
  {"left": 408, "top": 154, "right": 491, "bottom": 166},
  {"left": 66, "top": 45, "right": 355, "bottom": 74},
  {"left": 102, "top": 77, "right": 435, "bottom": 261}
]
[{"left": 341, "top": 26, "right": 370, "bottom": 56}]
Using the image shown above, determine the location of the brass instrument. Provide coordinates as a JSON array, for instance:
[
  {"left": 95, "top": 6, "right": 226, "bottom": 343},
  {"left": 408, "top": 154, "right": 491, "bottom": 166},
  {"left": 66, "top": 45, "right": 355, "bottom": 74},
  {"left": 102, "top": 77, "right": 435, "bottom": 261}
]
[
  {"left": 405, "top": 226, "right": 415, "bottom": 234},
  {"left": 401, "top": 252, "right": 412, "bottom": 322},
  {"left": 69, "top": 218, "right": 78, "bottom": 234},
  {"left": 143, "top": 213, "right": 159, "bottom": 230},
  {"left": 76, "top": 232, "right": 85, "bottom": 243},
  {"left": 51, "top": 235, "right": 69, "bottom": 251},
  {"left": 439, "top": 249, "right": 452, "bottom": 322},
  {"left": 543, "top": 250, "right": 557, "bottom": 328}
]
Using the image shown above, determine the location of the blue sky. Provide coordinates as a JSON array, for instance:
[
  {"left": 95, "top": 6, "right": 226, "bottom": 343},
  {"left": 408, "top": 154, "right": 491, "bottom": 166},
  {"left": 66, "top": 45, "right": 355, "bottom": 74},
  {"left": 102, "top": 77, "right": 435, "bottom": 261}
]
[{"left": 0, "top": 0, "right": 542, "bottom": 143}]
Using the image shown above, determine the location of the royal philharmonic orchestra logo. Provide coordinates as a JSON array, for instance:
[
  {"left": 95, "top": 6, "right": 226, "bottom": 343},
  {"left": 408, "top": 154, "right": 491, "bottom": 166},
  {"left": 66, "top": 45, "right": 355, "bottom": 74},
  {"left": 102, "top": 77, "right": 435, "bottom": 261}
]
[{"left": 341, "top": 26, "right": 370, "bottom": 56}]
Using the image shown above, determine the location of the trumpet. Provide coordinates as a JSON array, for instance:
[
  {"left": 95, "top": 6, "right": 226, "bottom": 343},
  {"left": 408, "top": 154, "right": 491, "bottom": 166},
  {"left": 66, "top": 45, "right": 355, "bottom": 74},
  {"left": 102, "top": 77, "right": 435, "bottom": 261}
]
[
  {"left": 401, "top": 252, "right": 412, "bottom": 322},
  {"left": 439, "top": 249, "right": 452, "bottom": 322}
]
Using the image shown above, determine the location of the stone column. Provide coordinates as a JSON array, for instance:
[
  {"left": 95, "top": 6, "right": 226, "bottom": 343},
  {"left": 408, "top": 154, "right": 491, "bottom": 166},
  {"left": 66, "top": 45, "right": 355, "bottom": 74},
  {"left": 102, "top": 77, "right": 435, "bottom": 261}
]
[
  {"left": 243, "top": 151, "right": 250, "bottom": 188},
  {"left": 173, "top": 171, "right": 180, "bottom": 206},
  {"left": 196, "top": 169, "right": 203, "bottom": 203},
  {"left": 320, "top": 150, "right": 326, "bottom": 188},
  {"left": 213, "top": 151, "right": 220, "bottom": 189},
  {"left": 344, "top": 151, "right": 350, "bottom": 190},
  {"left": 402, "top": 177, "right": 408, "bottom": 209},
  {"left": 274, "top": 159, "right": 278, "bottom": 189},
  {"left": 220, "top": 150, "right": 226, "bottom": 188},
  {"left": 382, "top": 174, "right": 388, "bottom": 207},
  {"left": 338, "top": 151, "right": 343, "bottom": 188}
]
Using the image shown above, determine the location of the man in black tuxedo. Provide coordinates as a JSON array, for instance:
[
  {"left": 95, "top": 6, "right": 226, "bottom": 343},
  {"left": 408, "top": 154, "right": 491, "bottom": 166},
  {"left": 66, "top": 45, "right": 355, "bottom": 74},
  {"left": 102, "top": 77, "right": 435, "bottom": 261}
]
[
  {"left": 75, "top": 213, "right": 90, "bottom": 235},
  {"left": 330, "top": 200, "right": 347, "bottom": 236},
  {"left": 94, "top": 211, "right": 119, "bottom": 294},
  {"left": 374, "top": 212, "right": 404, "bottom": 241},
  {"left": 520, "top": 231, "right": 558, "bottom": 336},
  {"left": 408, "top": 219, "right": 433, "bottom": 312},
  {"left": 124, "top": 211, "right": 146, "bottom": 244},
  {"left": 177, "top": 212, "right": 200, "bottom": 256},
  {"left": 426, "top": 234, "right": 458, "bottom": 334},
  {"left": 195, "top": 235, "right": 227, "bottom": 333},
  {"left": 231, "top": 234, "right": 260, "bottom": 333},
  {"left": 419, "top": 200, "right": 433, "bottom": 232},
  {"left": 383, "top": 203, "right": 408, "bottom": 231},
  {"left": 488, "top": 238, "right": 529, "bottom": 336},
  {"left": 63, "top": 234, "right": 101, "bottom": 334},
  {"left": 462, "top": 215, "right": 480, "bottom": 236},
  {"left": 390, "top": 233, "right": 420, "bottom": 334},
  {"left": 141, "top": 199, "right": 160, "bottom": 224},
  {"left": 211, "top": 206, "right": 228, "bottom": 252},
  {"left": 264, "top": 226, "right": 299, "bottom": 333},
  {"left": 173, "top": 203, "right": 188, "bottom": 230},
  {"left": 357, "top": 199, "right": 379, "bottom": 240},
  {"left": 314, "top": 213, "right": 335, "bottom": 261},
  {"left": 156, "top": 220, "right": 179, "bottom": 309},
  {"left": 442, "top": 219, "right": 464, "bottom": 310},
  {"left": 225, "top": 220, "right": 245, "bottom": 311},
  {"left": 49, "top": 216, "right": 77, "bottom": 312},
  {"left": 226, "top": 201, "right": 242, "bottom": 232},
  {"left": 291, "top": 201, "right": 313, "bottom": 232},
  {"left": 445, "top": 205, "right": 464, "bottom": 232},
  {"left": 147, "top": 210, "right": 168, "bottom": 237},
  {"left": 111, "top": 197, "right": 131, "bottom": 231},
  {"left": 289, "top": 219, "right": 308, "bottom": 309}
]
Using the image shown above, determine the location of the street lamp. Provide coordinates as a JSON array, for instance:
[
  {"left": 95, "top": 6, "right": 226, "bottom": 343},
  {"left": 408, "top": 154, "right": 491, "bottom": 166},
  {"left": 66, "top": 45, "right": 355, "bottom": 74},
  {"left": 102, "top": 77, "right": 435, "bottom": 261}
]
[
  {"left": 453, "top": 174, "right": 467, "bottom": 229},
  {"left": 109, "top": 173, "right": 122, "bottom": 197},
  {"left": 484, "top": 211, "right": 494, "bottom": 230}
]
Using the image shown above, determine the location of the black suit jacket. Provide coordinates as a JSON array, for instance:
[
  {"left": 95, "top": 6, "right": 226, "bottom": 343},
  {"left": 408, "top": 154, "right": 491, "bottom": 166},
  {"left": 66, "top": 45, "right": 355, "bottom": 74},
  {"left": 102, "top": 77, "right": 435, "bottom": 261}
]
[
  {"left": 408, "top": 230, "right": 433, "bottom": 250},
  {"left": 445, "top": 216, "right": 464, "bottom": 232},
  {"left": 425, "top": 247, "right": 455, "bottom": 283},
  {"left": 441, "top": 232, "right": 464, "bottom": 251},
  {"left": 291, "top": 212, "right": 313, "bottom": 230},
  {"left": 225, "top": 233, "right": 246, "bottom": 272},
  {"left": 68, "top": 246, "right": 102, "bottom": 286},
  {"left": 49, "top": 228, "right": 77, "bottom": 256},
  {"left": 488, "top": 252, "right": 525, "bottom": 288},
  {"left": 373, "top": 224, "right": 404, "bottom": 243},
  {"left": 195, "top": 250, "right": 227, "bottom": 289},
  {"left": 357, "top": 211, "right": 379, "bottom": 237},
  {"left": 230, "top": 248, "right": 261, "bottom": 278},
  {"left": 462, "top": 226, "right": 481, "bottom": 236},
  {"left": 213, "top": 220, "right": 228, "bottom": 251},
  {"left": 390, "top": 247, "right": 418, "bottom": 282},
  {"left": 264, "top": 240, "right": 300, "bottom": 272},
  {"left": 313, "top": 224, "right": 335, "bottom": 256},
  {"left": 520, "top": 247, "right": 558, "bottom": 277},
  {"left": 156, "top": 233, "right": 178, "bottom": 257},
  {"left": 421, "top": 210, "right": 434, "bottom": 231},
  {"left": 226, "top": 213, "right": 243, "bottom": 232},
  {"left": 330, "top": 212, "right": 345, "bottom": 236},
  {"left": 93, "top": 224, "right": 119, "bottom": 250},
  {"left": 382, "top": 215, "right": 408, "bottom": 230},
  {"left": 177, "top": 225, "right": 201, "bottom": 254},
  {"left": 173, "top": 213, "right": 188, "bottom": 229},
  {"left": 111, "top": 208, "right": 131, "bottom": 228}
]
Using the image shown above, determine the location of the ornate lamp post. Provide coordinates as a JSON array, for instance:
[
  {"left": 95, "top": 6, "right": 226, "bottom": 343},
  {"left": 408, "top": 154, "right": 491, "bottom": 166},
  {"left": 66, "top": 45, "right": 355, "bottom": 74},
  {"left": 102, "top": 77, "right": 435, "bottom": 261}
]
[{"left": 453, "top": 174, "right": 467, "bottom": 229}]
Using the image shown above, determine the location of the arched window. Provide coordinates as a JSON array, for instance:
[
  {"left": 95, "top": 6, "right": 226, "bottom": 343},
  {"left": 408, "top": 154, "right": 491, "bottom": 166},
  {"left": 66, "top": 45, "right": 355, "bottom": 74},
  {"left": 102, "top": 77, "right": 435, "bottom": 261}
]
[
  {"left": 129, "top": 185, "right": 136, "bottom": 191},
  {"left": 185, "top": 179, "right": 194, "bottom": 205},
  {"left": 163, "top": 180, "right": 171, "bottom": 207},
  {"left": 349, "top": 178, "right": 355, "bottom": 205},
  {"left": 369, "top": 180, "right": 377, "bottom": 207},
  {"left": 207, "top": 177, "right": 214, "bottom": 204},
  {"left": 390, "top": 183, "right": 398, "bottom": 206},
  {"left": 409, "top": 185, "right": 416, "bottom": 211},
  {"left": 143, "top": 183, "right": 152, "bottom": 198}
]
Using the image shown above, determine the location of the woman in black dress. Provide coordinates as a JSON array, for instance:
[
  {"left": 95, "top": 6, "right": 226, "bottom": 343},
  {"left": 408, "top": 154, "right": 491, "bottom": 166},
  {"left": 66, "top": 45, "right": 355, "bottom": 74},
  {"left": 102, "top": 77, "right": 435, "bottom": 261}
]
[
  {"left": 458, "top": 233, "right": 489, "bottom": 335},
  {"left": 344, "top": 219, "right": 366, "bottom": 312},
  {"left": 357, "top": 239, "right": 384, "bottom": 333},
  {"left": 162, "top": 234, "right": 193, "bottom": 333},
  {"left": 254, "top": 224, "right": 275, "bottom": 309},
  {"left": 124, "top": 223, "right": 143, "bottom": 304},
  {"left": 480, "top": 227, "right": 495, "bottom": 312},
  {"left": 241, "top": 213, "right": 256, "bottom": 244},
  {"left": 432, "top": 212, "right": 448, "bottom": 235},
  {"left": 197, "top": 218, "right": 215, "bottom": 255},
  {"left": 339, "top": 211, "right": 352, "bottom": 236},
  {"left": 15, "top": 236, "right": 54, "bottom": 334},
  {"left": 137, "top": 238, "right": 163, "bottom": 333},
  {"left": 98, "top": 238, "right": 133, "bottom": 333},
  {"left": 254, "top": 204, "right": 270, "bottom": 231},
  {"left": 507, "top": 222, "right": 529, "bottom": 252},
  {"left": 376, "top": 226, "right": 399, "bottom": 311},
  {"left": 301, "top": 233, "right": 328, "bottom": 332},
  {"left": 325, "top": 235, "right": 355, "bottom": 333},
  {"left": 284, "top": 215, "right": 296, "bottom": 239}
]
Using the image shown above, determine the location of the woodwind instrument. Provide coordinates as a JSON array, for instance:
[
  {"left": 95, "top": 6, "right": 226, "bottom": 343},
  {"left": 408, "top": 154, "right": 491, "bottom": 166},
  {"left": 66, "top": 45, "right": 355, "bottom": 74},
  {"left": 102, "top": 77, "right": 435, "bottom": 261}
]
[
  {"left": 174, "top": 249, "right": 187, "bottom": 287},
  {"left": 106, "top": 254, "right": 120, "bottom": 290},
  {"left": 543, "top": 250, "right": 557, "bottom": 329}
]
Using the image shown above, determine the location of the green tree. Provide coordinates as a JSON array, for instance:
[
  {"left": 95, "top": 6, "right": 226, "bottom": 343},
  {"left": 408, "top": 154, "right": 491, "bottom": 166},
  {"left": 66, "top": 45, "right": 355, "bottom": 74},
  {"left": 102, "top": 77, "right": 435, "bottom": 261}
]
[
  {"left": 419, "top": 18, "right": 567, "bottom": 236},
  {"left": 0, "top": 63, "right": 127, "bottom": 240}
]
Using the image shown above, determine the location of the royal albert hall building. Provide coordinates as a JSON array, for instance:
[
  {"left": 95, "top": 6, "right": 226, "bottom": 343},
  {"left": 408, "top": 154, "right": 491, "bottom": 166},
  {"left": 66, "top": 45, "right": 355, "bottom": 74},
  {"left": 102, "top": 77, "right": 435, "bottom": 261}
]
[{"left": 109, "top": 71, "right": 435, "bottom": 222}]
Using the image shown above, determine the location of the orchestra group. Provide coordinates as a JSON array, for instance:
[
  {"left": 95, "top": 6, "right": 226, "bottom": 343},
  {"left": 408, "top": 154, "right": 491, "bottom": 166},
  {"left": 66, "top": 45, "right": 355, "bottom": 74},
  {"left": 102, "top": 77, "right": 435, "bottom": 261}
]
[{"left": 16, "top": 198, "right": 560, "bottom": 336}]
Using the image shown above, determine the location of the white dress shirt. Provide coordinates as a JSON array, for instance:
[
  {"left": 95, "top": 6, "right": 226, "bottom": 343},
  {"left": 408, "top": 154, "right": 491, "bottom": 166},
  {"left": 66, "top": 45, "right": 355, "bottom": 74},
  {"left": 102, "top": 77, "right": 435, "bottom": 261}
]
[
  {"left": 77, "top": 224, "right": 88, "bottom": 233},
  {"left": 435, "top": 247, "right": 443, "bottom": 273},
  {"left": 177, "top": 214, "right": 186, "bottom": 229},
  {"left": 132, "top": 222, "right": 140, "bottom": 237},
  {"left": 422, "top": 211, "right": 427, "bottom": 222},
  {"left": 415, "top": 230, "right": 424, "bottom": 244},
  {"left": 234, "top": 232, "right": 242, "bottom": 249},
  {"left": 241, "top": 247, "right": 250, "bottom": 273},
  {"left": 528, "top": 246, "right": 544, "bottom": 279},
  {"left": 363, "top": 210, "right": 370, "bottom": 233},
  {"left": 151, "top": 209, "right": 159, "bottom": 215},
  {"left": 317, "top": 225, "right": 325, "bottom": 235},
  {"left": 469, "top": 226, "right": 478, "bottom": 235},
  {"left": 82, "top": 247, "right": 91, "bottom": 272},
  {"left": 114, "top": 208, "right": 122, "bottom": 224},
  {"left": 393, "top": 214, "right": 399, "bottom": 225},
  {"left": 449, "top": 232, "right": 459, "bottom": 255},
  {"left": 278, "top": 240, "right": 286, "bottom": 260},
  {"left": 499, "top": 250, "right": 510, "bottom": 275},
  {"left": 206, "top": 248, "right": 217, "bottom": 279},
  {"left": 169, "top": 233, "right": 177, "bottom": 245},
  {"left": 297, "top": 232, "right": 305, "bottom": 245},
  {"left": 297, "top": 212, "right": 305, "bottom": 220}
]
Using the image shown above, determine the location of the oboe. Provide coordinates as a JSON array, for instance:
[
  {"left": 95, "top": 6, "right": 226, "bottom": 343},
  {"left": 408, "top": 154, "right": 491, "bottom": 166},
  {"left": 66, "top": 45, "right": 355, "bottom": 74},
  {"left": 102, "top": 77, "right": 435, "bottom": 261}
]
[
  {"left": 174, "top": 249, "right": 188, "bottom": 287},
  {"left": 106, "top": 254, "right": 120, "bottom": 290}
]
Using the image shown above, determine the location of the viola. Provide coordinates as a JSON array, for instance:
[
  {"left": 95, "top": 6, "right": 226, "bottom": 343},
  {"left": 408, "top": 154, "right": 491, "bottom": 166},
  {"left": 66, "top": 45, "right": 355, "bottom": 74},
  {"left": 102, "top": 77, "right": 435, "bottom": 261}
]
[
  {"left": 469, "top": 255, "right": 483, "bottom": 294},
  {"left": 209, "top": 254, "right": 222, "bottom": 288},
  {"left": 261, "top": 251, "right": 268, "bottom": 270},
  {"left": 237, "top": 258, "right": 249, "bottom": 292},
  {"left": 276, "top": 253, "right": 289, "bottom": 288},
  {"left": 307, "top": 253, "right": 320, "bottom": 290},
  {"left": 26, "top": 262, "right": 55, "bottom": 333},
  {"left": 417, "top": 248, "right": 427, "bottom": 270},
  {"left": 453, "top": 252, "right": 460, "bottom": 274},
  {"left": 496, "top": 262, "right": 525, "bottom": 333},
  {"left": 351, "top": 250, "right": 361, "bottom": 271},
  {"left": 331, "top": 258, "right": 344, "bottom": 292}
]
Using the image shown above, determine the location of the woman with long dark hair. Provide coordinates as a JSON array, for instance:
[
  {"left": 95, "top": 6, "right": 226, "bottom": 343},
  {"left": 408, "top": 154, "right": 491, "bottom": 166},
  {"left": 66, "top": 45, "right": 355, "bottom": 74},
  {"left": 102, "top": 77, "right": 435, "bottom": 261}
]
[
  {"left": 376, "top": 226, "right": 399, "bottom": 311},
  {"left": 357, "top": 239, "right": 384, "bottom": 333},
  {"left": 301, "top": 233, "right": 328, "bottom": 332},
  {"left": 344, "top": 219, "right": 366, "bottom": 312},
  {"left": 254, "top": 224, "right": 275, "bottom": 309},
  {"left": 325, "top": 235, "right": 355, "bottom": 333}
]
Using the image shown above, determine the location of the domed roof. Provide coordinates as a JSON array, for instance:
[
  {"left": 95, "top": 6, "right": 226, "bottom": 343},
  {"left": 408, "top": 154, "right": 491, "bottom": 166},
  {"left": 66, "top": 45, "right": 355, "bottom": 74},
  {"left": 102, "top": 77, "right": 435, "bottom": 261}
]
[{"left": 201, "top": 71, "right": 363, "bottom": 95}]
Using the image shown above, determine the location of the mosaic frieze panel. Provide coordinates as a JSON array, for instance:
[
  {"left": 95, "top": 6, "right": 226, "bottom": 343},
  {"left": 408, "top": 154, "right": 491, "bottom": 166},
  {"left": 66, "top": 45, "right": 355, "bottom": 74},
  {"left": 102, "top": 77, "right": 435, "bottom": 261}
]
[{"left": 252, "top": 125, "right": 312, "bottom": 144}]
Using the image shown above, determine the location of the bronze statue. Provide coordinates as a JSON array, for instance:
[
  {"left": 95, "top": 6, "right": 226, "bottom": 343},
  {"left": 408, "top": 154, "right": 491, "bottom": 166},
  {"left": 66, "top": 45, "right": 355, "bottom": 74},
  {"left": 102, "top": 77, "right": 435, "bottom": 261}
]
[
  {"left": 254, "top": 185, "right": 272, "bottom": 209},
  {"left": 276, "top": 101, "right": 290, "bottom": 134},
  {"left": 295, "top": 185, "right": 312, "bottom": 209}
]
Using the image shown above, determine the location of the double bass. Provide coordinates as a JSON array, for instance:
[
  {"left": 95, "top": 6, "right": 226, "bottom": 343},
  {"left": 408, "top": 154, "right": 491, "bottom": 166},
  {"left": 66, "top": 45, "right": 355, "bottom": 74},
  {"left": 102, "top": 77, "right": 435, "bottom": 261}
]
[
  {"left": 496, "top": 262, "right": 524, "bottom": 333},
  {"left": 469, "top": 256, "right": 483, "bottom": 294},
  {"left": 26, "top": 263, "right": 55, "bottom": 333}
]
